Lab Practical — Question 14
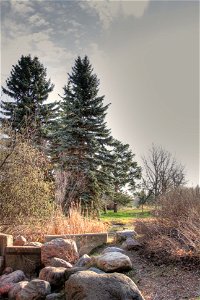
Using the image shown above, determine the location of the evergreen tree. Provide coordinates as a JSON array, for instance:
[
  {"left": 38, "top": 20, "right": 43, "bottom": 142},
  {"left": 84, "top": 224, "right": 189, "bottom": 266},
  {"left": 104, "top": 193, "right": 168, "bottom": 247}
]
[
  {"left": 0, "top": 55, "right": 56, "bottom": 145},
  {"left": 51, "top": 56, "right": 113, "bottom": 212},
  {"left": 110, "top": 139, "right": 141, "bottom": 212}
]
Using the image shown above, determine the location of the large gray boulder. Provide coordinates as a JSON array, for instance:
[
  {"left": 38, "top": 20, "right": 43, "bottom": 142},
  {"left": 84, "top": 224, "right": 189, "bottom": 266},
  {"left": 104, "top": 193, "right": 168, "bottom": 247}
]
[
  {"left": 0, "top": 270, "right": 26, "bottom": 295},
  {"left": 39, "top": 266, "right": 66, "bottom": 288},
  {"left": 49, "top": 257, "right": 72, "bottom": 269},
  {"left": 65, "top": 266, "right": 105, "bottom": 281},
  {"left": 94, "top": 252, "right": 132, "bottom": 272},
  {"left": 116, "top": 230, "right": 137, "bottom": 242},
  {"left": 122, "top": 238, "right": 142, "bottom": 251},
  {"left": 102, "top": 247, "right": 125, "bottom": 254},
  {"left": 65, "top": 267, "right": 88, "bottom": 281},
  {"left": 16, "top": 279, "right": 51, "bottom": 300},
  {"left": 74, "top": 254, "right": 92, "bottom": 268},
  {"left": 41, "top": 238, "right": 79, "bottom": 266},
  {"left": 65, "top": 270, "right": 145, "bottom": 300},
  {"left": 88, "top": 267, "right": 105, "bottom": 274},
  {"left": 46, "top": 292, "right": 65, "bottom": 300}
]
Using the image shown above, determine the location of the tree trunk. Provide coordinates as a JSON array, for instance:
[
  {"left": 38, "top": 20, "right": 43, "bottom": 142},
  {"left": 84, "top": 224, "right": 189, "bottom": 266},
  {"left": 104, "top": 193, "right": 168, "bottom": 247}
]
[
  {"left": 114, "top": 184, "right": 119, "bottom": 213},
  {"left": 103, "top": 204, "right": 107, "bottom": 214},
  {"left": 114, "top": 202, "right": 118, "bottom": 213}
]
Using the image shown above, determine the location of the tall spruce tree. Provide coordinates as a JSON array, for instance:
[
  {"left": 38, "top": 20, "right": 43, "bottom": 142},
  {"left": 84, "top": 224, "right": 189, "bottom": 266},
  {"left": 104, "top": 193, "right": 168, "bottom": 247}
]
[
  {"left": 0, "top": 55, "right": 56, "bottom": 145},
  {"left": 111, "top": 139, "right": 141, "bottom": 212},
  {"left": 51, "top": 56, "right": 113, "bottom": 212}
]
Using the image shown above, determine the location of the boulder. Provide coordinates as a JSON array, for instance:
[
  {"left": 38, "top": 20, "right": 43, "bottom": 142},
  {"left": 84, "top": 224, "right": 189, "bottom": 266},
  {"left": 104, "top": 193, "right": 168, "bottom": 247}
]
[
  {"left": 88, "top": 267, "right": 105, "bottom": 274},
  {"left": 41, "top": 238, "right": 79, "bottom": 266},
  {"left": 116, "top": 230, "right": 137, "bottom": 242},
  {"left": 49, "top": 257, "right": 72, "bottom": 269},
  {"left": 122, "top": 237, "right": 142, "bottom": 251},
  {"left": 102, "top": 247, "right": 125, "bottom": 254},
  {"left": 65, "top": 270, "right": 145, "bottom": 300},
  {"left": 8, "top": 281, "right": 29, "bottom": 300},
  {"left": 75, "top": 254, "right": 92, "bottom": 267},
  {"left": 14, "top": 236, "right": 27, "bottom": 246},
  {"left": 65, "top": 267, "right": 88, "bottom": 281},
  {"left": 39, "top": 266, "right": 66, "bottom": 288},
  {"left": 16, "top": 279, "right": 51, "bottom": 300},
  {"left": 45, "top": 292, "right": 65, "bottom": 300},
  {"left": 65, "top": 266, "right": 105, "bottom": 280},
  {"left": 94, "top": 252, "right": 132, "bottom": 272},
  {"left": 0, "top": 270, "right": 26, "bottom": 295}
]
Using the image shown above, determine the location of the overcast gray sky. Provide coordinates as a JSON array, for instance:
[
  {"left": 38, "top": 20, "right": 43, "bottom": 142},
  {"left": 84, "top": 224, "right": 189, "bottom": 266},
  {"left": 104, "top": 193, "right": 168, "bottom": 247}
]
[{"left": 1, "top": 0, "right": 199, "bottom": 186}]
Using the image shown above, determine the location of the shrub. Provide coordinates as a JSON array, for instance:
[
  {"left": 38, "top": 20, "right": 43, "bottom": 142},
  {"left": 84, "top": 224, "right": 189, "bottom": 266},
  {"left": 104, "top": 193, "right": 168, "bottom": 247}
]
[
  {"left": 135, "top": 187, "right": 200, "bottom": 264},
  {"left": 0, "top": 127, "right": 54, "bottom": 225}
]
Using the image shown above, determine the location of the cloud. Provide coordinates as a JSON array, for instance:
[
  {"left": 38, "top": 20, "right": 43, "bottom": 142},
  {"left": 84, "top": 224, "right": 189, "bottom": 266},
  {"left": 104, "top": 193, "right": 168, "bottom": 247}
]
[
  {"left": 84, "top": 0, "right": 150, "bottom": 29},
  {"left": 11, "top": 1, "right": 34, "bottom": 14},
  {"left": 1, "top": 27, "right": 73, "bottom": 85},
  {"left": 29, "top": 14, "right": 49, "bottom": 27},
  {"left": 2, "top": 18, "right": 27, "bottom": 39},
  {"left": 68, "top": 19, "right": 81, "bottom": 28}
]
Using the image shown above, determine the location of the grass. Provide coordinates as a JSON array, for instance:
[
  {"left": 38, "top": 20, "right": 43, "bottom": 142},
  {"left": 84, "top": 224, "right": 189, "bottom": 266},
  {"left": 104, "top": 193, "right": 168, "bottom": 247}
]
[
  {"left": 3, "top": 207, "right": 153, "bottom": 242},
  {"left": 100, "top": 208, "right": 152, "bottom": 224},
  {"left": 2, "top": 208, "right": 109, "bottom": 242}
]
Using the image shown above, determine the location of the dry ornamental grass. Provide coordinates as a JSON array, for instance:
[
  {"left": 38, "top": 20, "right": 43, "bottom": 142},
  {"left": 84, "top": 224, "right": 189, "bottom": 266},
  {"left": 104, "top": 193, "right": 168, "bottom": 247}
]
[{"left": 1, "top": 207, "right": 108, "bottom": 242}]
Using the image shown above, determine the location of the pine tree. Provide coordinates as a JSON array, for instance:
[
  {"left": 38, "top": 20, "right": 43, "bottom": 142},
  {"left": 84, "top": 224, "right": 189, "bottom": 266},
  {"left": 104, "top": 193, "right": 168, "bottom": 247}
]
[
  {"left": 0, "top": 55, "right": 56, "bottom": 145},
  {"left": 51, "top": 56, "right": 113, "bottom": 212},
  {"left": 111, "top": 139, "right": 141, "bottom": 212}
]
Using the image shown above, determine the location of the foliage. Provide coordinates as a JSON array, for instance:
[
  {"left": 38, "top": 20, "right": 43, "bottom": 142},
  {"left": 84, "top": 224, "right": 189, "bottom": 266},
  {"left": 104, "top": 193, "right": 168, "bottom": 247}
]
[
  {"left": 111, "top": 139, "right": 141, "bottom": 193},
  {"left": 113, "top": 191, "right": 134, "bottom": 206},
  {"left": 50, "top": 56, "right": 113, "bottom": 212},
  {"left": 135, "top": 187, "right": 200, "bottom": 264},
  {"left": 101, "top": 139, "right": 141, "bottom": 212},
  {"left": 0, "top": 55, "right": 57, "bottom": 145},
  {"left": 142, "top": 144, "right": 186, "bottom": 199},
  {"left": 0, "top": 127, "right": 54, "bottom": 224}
]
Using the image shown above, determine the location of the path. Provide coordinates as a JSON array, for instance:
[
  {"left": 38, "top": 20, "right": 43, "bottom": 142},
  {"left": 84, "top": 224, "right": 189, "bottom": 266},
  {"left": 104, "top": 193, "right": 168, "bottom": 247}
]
[
  {"left": 107, "top": 225, "right": 200, "bottom": 300},
  {"left": 127, "top": 249, "right": 200, "bottom": 300}
]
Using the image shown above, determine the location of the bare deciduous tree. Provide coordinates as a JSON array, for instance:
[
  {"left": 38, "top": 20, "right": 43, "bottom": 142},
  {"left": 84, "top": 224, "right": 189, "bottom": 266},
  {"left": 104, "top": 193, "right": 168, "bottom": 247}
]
[{"left": 142, "top": 144, "right": 186, "bottom": 198}]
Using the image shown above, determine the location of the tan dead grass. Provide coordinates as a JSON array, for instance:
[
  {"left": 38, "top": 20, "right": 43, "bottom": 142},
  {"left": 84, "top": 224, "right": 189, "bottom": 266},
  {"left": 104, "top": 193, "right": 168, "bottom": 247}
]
[{"left": 1, "top": 207, "right": 108, "bottom": 242}]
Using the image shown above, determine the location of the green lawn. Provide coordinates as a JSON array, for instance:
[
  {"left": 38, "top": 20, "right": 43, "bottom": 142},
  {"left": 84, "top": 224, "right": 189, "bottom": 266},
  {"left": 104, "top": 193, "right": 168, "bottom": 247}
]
[{"left": 100, "top": 208, "right": 152, "bottom": 223}]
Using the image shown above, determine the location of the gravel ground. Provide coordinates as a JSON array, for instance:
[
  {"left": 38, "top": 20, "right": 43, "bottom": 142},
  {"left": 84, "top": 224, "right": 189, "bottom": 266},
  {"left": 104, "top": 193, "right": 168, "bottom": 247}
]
[{"left": 125, "top": 250, "right": 200, "bottom": 300}]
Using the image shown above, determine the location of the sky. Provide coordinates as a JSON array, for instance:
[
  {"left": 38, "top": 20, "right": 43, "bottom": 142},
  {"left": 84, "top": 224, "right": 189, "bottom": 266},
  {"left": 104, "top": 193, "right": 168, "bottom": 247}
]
[{"left": 1, "top": 0, "right": 199, "bottom": 186}]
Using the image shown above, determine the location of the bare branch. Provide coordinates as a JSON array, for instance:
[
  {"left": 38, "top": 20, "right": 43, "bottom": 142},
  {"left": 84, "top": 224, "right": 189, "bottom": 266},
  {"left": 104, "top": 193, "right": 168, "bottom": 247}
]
[{"left": 142, "top": 145, "right": 186, "bottom": 198}]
